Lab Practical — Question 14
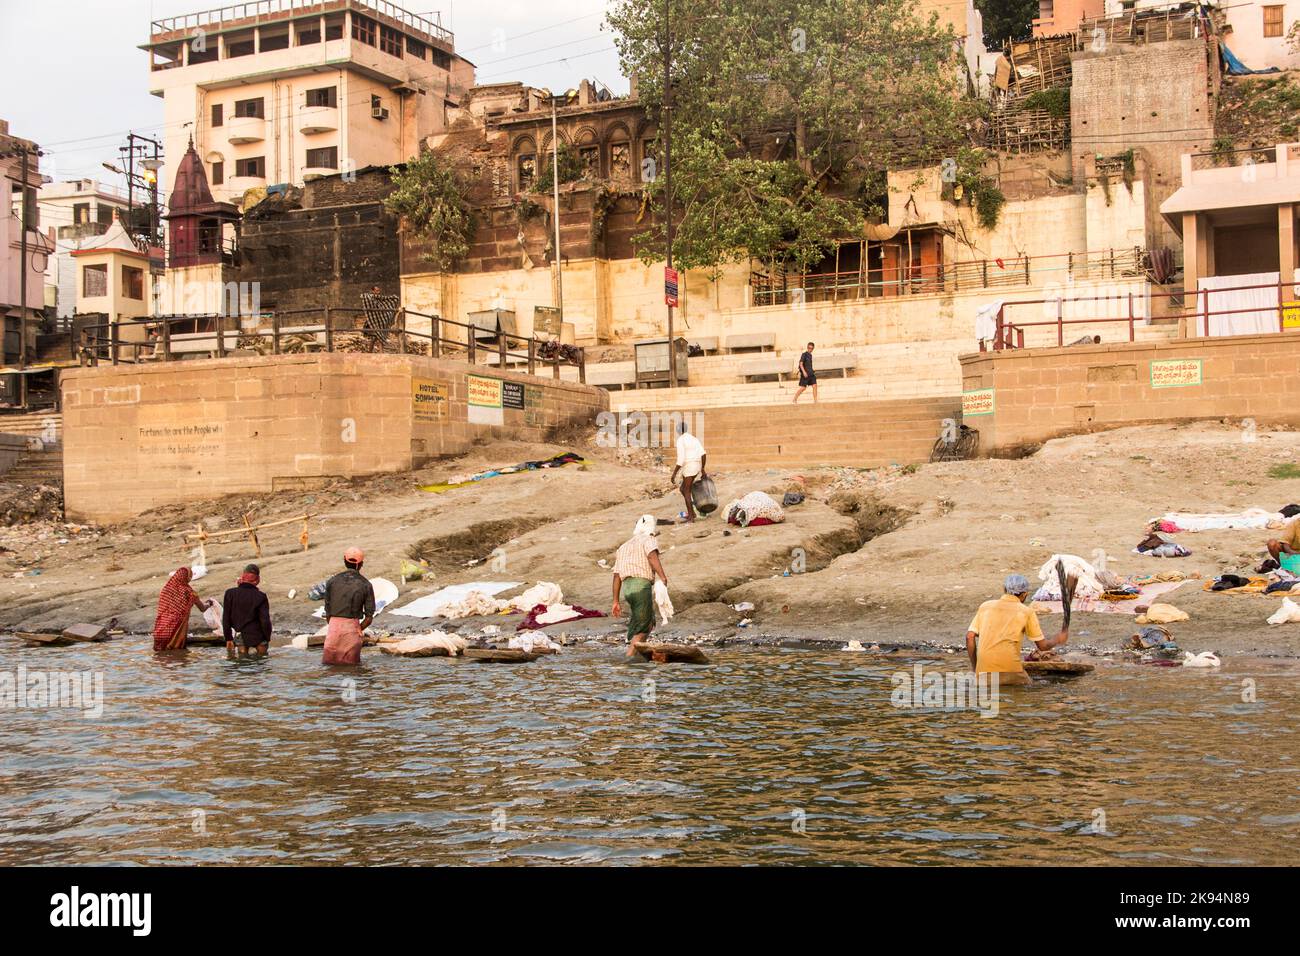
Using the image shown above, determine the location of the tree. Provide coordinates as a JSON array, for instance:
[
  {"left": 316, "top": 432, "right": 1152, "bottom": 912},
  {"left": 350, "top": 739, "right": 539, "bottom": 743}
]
[
  {"left": 608, "top": 0, "right": 981, "bottom": 273},
  {"left": 975, "top": 0, "right": 1037, "bottom": 49},
  {"left": 384, "top": 150, "right": 474, "bottom": 271},
  {"left": 533, "top": 141, "right": 586, "bottom": 193}
]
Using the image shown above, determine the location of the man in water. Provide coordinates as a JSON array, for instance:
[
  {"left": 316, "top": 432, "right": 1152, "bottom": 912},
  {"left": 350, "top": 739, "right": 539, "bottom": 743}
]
[
  {"left": 322, "top": 546, "right": 375, "bottom": 666},
  {"left": 222, "top": 564, "right": 272, "bottom": 657},
  {"left": 669, "top": 421, "right": 707, "bottom": 523},
  {"left": 965, "top": 574, "right": 1068, "bottom": 685},
  {"left": 792, "top": 341, "right": 817, "bottom": 403},
  {"left": 611, "top": 515, "right": 670, "bottom": 657}
]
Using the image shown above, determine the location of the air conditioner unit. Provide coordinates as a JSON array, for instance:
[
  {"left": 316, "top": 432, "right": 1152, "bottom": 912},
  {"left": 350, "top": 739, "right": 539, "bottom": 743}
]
[{"left": 372, "top": 106, "right": 389, "bottom": 120}]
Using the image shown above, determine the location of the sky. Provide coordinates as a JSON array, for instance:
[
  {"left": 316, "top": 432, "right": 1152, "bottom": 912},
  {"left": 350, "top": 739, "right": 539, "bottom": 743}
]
[{"left": 0, "top": 0, "right": 624, "bottom": 188}]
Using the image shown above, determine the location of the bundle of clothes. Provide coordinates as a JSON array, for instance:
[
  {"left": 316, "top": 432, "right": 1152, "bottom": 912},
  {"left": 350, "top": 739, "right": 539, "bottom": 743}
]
[
  {"left": 723, "top": 491, "right": 786, "bottom": 527},
  {"left": 404, "top": 579, "right": 607, "bottom": 631},
  {"left": 1134, "top": 524, "right": 1191, "bottom": 558}
]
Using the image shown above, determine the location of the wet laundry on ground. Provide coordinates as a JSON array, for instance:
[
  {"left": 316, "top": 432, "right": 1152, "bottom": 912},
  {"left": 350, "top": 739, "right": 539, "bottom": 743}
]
[{"left": 419, "top": 452, "right": 585, "bottom": 494}]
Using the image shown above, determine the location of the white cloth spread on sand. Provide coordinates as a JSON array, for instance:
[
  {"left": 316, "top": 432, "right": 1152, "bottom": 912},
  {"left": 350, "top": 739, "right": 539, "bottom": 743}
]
[
  {"left": 1155, "top": 509, "right": 1292, "bottom": 532},
  {"left": 653, "top": 579, "right": 674, "bottom": 625},
  {"left": 383, "top": 632, "right": 469, "bottom": 657},
  {"left": 508, "top": 581, "right": 563, "bottom": 612},
  {"left": 433, "top": 590, "right": 505, "bottom": 619},
  {"left": 390, "top": 582, "right": 521, "bottom": 618},
  {"left": 508, "top": 632, "right": 560, "bottom": 652},
  {"left": 1033, "top": 554, "right": 1106, "bottom": 600},
  {"left": 724, "top": 491, "right": 786, "bottom": 526},
  {"left": 535, "top": 604, "right": 586, "bottom": 625}
]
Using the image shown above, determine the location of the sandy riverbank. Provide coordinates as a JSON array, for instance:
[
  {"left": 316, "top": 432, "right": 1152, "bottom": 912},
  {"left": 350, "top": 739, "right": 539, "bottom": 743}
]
[{"left": 3, "top": 421, "right": 1300, "bottom": 660}]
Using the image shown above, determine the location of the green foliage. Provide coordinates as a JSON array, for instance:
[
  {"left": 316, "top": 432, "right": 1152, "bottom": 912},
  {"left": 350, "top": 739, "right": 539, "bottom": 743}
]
[
  {"left": 608, "top": 0, "right": 980, "bottom": 272},
  {"left": 384, "top": 151, "right": 473, "bottom": 271},
  {"left": 953, "top": 149, "right": 1006, "bottom": 231},
  {"left": 1022, "top": 88, "right": 1069, "bottom": 118},
  {"left": 974, "top": 0, "right": 1037, "bottom": 47},
  {"left": 533, "top": 142, "right": 586, "bottom": 194}
]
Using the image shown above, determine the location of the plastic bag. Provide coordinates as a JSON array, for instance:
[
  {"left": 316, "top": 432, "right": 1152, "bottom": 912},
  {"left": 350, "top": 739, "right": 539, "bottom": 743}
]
[
  {"left": 691, "top": 476, "right": 718, "bottom": 515},
  {"left": 202, "top": 601, "right": 223, "bottom": 634}
]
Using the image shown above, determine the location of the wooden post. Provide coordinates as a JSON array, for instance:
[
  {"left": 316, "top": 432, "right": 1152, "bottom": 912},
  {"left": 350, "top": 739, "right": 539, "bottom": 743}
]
[
  {"left": 468, "top": 331, "right": 476, "bottom": 366},
  {"left": 431, "top": 316, "right": 441, "bottom": 359},
  {"left": 1057, "top": 298, "right": 1063, "bottom": 347},
  {"left": 398, "top": 308, "right": 408, "bottom": 354},
  {"left": 324, "top": 306, "right": 334, "bottom": 352},
  {"left": 1128, "top": 292, "right": 1135, "bottom": 341},
  {"left": 110, "top": 321, "right": 119, "bottom": 366},
  {"left": 498, "top": 330, "right": 507, "bottom": 368},
  {"left": 527, "top": 338, "right": 536, "bottom": 376},
  {"left": 1202, "top": 288, "right": 1209, "bottom": 338},
  {"left": 299, "top": 517, "right": 310, "bottom": 552},
  {"left": 578, "top": 346, "right": 586, "bottom": 384},
  {"left": 162, "top": 318, "right": 172, "bottom": 361},
  {"left": 216, "top": 319, "right": 226, "bottom": 358},
  {"left": 243, "top": 512, "right": 262, "bottom": 558},
  {"left": 272, "top": 311, "right": 281, "bottom": 354}
]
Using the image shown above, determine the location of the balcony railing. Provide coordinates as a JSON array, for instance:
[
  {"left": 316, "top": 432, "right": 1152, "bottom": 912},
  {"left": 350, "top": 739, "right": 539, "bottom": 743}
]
[
  {"left": 750, "top": 247, "right": 1147, "bottom": 307},
  {"left": 150, "top": 0, "right": 452, "bottom": 45}
]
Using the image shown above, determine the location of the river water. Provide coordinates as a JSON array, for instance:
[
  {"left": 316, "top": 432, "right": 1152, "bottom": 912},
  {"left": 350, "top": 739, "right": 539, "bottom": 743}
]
[{"left": 1, "top": 640, "right": 1297, "bottom": 865}]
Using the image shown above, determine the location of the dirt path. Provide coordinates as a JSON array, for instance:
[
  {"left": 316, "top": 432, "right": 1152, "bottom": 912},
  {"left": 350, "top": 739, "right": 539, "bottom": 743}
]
[{"left": 3, "top": 422, "right": 1299, "bottom": 660}]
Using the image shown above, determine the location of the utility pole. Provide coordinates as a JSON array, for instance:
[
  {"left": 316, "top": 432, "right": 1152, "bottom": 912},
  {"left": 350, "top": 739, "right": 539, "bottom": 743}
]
[
  {"left": 663, "top": 0, "right": 676, "bottom": 386},
  {"left": 551, "top": 94, "right": 563, "bottom": 318},
  {"left": 18, "top": 146, "right": 30, "bottom": 410}
]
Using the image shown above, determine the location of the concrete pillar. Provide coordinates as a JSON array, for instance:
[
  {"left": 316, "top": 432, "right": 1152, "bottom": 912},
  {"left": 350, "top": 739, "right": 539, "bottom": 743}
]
[
  {"left": 1281, "top": 203, "right": 1297, "bottom": 300},
  {"left": 1182, "top": 212, "right": 1200, "bottom": 297}
]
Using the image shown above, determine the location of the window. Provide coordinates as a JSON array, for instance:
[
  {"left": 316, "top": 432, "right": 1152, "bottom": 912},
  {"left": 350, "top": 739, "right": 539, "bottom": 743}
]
[
  {"left": 212, "top": 162, "right": 224, "bottom": 185},
  {"left": 260, "top": 32, "right": 289, "bottom": 52},
  {"left": 235, "top": 156, "right": 265, "bottom": 179},
  {"left": 73, "top": 202, "right": 90, "bottom": 224},
  {"left": 352, "top": 14, "right": 377, "bottom": 45},
  {"left": 406, "top": 36, "right": 426, "bottom": 59},
  {"left": 122, "top": 266, "right": 144, "bottom": 300},
  {"left": 579, "top": 146, "right": 599, "bottom": 175},
  {"left": 325, "top": 22, "right": 343, "bottom": 40},
  {"left": 610, "top": 141, "right": 631, "bottom": 179},
  {"left": 306, "top": 146, "right": 338, "bottom": 169},
  {"left": 97, "top": 204, "right": 114, "bottom": 226},
  {"left": 297, "top": 25, "right": 321, "bottom": 45},
  {"left": 379, "top": 25, "right": 402, "bottom": 57},
  {"left": 1263, "top": 5, "right": 1284, "bottom": 37},
  {"left": 227, "top": 38, "right": 254, "bottom": 57},
  {"left": 517, "top": 153, "right": 536, "bottom": 191},
  {"left": 305, "top": 86, "right": 337, "bottom": 108},
  {"left": 211, "top": 103, "right": 223, "bottom": 128},
  {"left": 83, "top": 264, "right": 107, "bottom": 298},
  {"left": 234, "top": 97, "right": 264, "bottom": 118}
]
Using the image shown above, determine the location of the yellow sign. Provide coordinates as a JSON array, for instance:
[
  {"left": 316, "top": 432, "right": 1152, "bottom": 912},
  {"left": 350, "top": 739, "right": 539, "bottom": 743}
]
[
  {"left": 962, "top": 388, "right": 995, "bottom": 417},
  {"left": 412, "top": 378, "right": 448, "bottom": 422},
  {"left": 1283, "top": 300, "right": 1300, "bottom": 330},
  {"left": 467, "top": 375, "right": 502, "bottom": 407},
  {"left": 1150, "top": 358, "right": 1202, "bottom": 388}
]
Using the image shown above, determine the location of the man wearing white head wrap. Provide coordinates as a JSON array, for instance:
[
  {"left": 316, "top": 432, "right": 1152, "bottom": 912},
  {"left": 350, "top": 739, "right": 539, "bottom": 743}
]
[
  {"left": 612, "top": 514, "right": 669, "bottom": 655},
  {"left": 964, "top": 573, "right": 1069, "bottom": 684}
]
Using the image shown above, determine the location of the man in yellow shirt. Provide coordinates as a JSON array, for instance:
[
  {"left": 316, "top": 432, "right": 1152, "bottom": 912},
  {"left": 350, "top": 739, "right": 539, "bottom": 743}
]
[
  {"left": 1266, "top": 518, "right": 1300, "bottom": 564},
  {"left": 965, "top": 574, "right": 1069, "bottom": 685}
]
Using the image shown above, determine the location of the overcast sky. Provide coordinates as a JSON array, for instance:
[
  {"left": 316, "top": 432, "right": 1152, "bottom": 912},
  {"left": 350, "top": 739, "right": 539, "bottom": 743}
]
[{"left": 0, "top": 0, "right": 623, "bottom": 186}]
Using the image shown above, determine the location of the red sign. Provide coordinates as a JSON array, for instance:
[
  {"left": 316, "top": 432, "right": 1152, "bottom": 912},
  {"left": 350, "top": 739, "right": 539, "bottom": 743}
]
[{"left": 665, "top": 266, "right": 679, "bottom": 307}]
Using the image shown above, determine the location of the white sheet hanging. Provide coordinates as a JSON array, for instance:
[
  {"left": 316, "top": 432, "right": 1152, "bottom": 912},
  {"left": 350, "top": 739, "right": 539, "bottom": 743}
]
[{"left": 1198, "top": 270, "right": 1300, "bottom": 337}]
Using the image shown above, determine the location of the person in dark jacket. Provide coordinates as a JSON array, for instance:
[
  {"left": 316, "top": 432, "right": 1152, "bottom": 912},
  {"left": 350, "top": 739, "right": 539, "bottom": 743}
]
[
  {"left": 792, "top": 341, "right": 818, "bottom": 403},
  {"left": 322, "top": 547, "right": 375, "bottom": 666},
  {"left": 223, "top": 564, "right": 273, "bottom": 657}
]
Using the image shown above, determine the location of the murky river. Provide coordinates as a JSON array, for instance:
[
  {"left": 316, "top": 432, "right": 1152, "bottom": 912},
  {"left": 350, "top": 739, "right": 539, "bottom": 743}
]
[{"left": 1, "top": 640, "right": 1297, "bottom": 865}]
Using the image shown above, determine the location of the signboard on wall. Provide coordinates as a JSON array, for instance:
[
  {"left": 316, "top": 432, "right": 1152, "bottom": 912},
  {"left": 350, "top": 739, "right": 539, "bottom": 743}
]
[
  {"left": 467, "top": 374, "right": 504, "bottom": 425},
  {"left": 1283, "top": 301, "right": 1300, "bottom": 330},
  {"left": 1150, "top": 358, "right": 1202, "bottom": 388},
  {"left": 412, "top": 378, "right": 449, "bottom": 422},
  {"left": 502, "top": 380, "right": 525, "bottom": 410},
  {"left": 524, "top": 384, "right": 543, "bottom": 426},
  {"left": 961, "top": 388, "right": 995, "bottom": 417},
  {"left": 534, "top": 306, "right": 562, "bottom": 338}
]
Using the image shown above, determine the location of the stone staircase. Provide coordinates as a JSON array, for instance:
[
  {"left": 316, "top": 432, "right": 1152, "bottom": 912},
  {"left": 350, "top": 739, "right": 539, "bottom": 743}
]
[
  {"left": 657, "top": 395, "right": 963, "bottom": 471},
  {"left": 0, "top": 411, "right": 63, "bottom": 485}
]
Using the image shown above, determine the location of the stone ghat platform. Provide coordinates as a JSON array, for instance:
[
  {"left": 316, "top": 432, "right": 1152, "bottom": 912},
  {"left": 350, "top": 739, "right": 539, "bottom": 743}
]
[{"left": 60, "top": 353, "right": 608, "bottom": 523}]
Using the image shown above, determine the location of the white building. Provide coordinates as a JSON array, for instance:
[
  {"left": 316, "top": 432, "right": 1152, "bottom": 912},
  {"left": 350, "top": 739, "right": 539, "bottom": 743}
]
[
  {"left": 23, "top": 179, "right": 134, "bottom": 319},
  {"left": 142, "top": 0, "right": 475, "bottom": 207}
]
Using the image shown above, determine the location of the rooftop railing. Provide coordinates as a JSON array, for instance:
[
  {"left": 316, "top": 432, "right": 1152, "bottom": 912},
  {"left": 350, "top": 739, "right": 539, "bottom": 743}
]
[{"left": 150, "top": 0, "right": 451, "bottom": 44}]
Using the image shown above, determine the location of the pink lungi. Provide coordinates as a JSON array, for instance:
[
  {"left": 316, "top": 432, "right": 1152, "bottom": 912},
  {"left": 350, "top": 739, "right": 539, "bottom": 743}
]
[{"left": 322, "top": 616, "right": 363, "bottom": 665}]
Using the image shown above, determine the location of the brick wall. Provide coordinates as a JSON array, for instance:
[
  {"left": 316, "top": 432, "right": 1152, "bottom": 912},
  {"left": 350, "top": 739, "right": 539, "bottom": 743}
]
[
  {"left": 960, "top": 333, "right": 1300, "bottom": 452},
  {"left": 60, "top": 354, "right": 607, "bottom": 522}
]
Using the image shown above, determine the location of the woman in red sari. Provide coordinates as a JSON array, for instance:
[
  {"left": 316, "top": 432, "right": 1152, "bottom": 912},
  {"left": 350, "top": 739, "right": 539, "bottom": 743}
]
[{"left": 152, "top": 567, "right": 211, "bottom": 651}]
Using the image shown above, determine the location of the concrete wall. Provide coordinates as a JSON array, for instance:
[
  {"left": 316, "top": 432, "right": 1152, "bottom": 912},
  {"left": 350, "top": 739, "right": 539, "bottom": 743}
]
[
  {"left": 0, "top": 434, "right": 26, "bottom": 478},
  {"left": 60, "top": 353, "right": 607, "bottom": 522},
  {"left": 1071, "top": 40, "right": 1217, "bottom": 253},
  {"left": 959, "top": 331, "right": 1300, "bottom": 452}
]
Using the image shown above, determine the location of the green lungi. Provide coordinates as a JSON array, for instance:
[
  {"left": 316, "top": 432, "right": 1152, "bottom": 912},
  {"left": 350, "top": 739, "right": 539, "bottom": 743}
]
[{"left": 621, "top": 576, "right": 654, "bottom": 640}]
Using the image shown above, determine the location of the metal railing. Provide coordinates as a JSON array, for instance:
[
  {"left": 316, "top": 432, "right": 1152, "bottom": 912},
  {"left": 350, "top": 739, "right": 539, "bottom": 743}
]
[
  {"left": 72, "top": 308, "right": 585, "bottom": 382},
  {"left": 751, "top": 247, "right": 1146, "bottom": 306},
  {"left": 987, "top": 278, "right": 1299, "bottom": 351},
  {"left": 150, "top": 0, "right": 451, "bottom": 44},
  {"left": 1189, "top": 146, "right": 1278, "bottom": 172}
]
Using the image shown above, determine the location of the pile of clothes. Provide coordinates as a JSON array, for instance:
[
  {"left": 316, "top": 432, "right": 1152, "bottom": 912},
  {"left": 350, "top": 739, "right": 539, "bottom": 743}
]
[
  {"left": 724, "top": 491, "right": 786, "bottom": 527},
  {"left": 1134, "top": 526, "right": 1190, "bottom": 558}
]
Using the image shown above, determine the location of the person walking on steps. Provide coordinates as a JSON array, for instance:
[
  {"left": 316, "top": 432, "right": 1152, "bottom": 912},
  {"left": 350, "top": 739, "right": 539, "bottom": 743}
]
[{"left": 793, "top": 342, "right": 818, "bottom": 403}]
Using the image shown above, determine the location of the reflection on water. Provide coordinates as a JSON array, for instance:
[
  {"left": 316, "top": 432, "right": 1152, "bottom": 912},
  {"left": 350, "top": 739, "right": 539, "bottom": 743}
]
[{"left": 1, "top": 641, "right": 1297, "bottom": 865}]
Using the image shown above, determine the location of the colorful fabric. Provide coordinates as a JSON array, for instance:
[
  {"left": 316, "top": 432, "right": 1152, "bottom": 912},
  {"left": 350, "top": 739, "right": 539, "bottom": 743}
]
[
  {"left": 419, "top": 453, "right": 585, "bottom": 494},
  {"left": 516, "top": 603, "right": 605, "bottom": 631},
  {"left": 724, "top": 491, "right": 786, "bottom": 527},
  {"left": 621, "top": 576, "right": 654, "bottom": 640},
  {"left": 153, "top": 567, "right": 197, "bottom": 652},
  {"left": 237, "top": 570, "right": 260, "bottom": 586},
  {"left": 322, "top": 616, "right": 364, "bottom": 665},
  {"left": 613, "top": 534, "right": 658, "bottom": 581}
]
